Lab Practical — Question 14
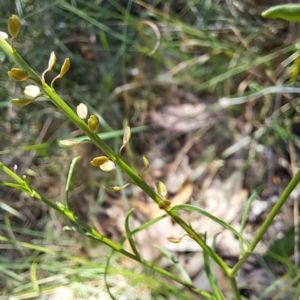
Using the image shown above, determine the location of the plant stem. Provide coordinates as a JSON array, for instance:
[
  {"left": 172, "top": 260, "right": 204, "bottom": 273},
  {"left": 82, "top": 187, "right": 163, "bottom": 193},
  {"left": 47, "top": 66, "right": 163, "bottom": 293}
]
[
  {"left": 0, "top": 36, "right": 228, "bottom": 273},
  {"left": 230, "top": 168, "right": 300, "bottom": 275},
  {"left": 228, "top": 276, "right": 241, "bottom": 300}
]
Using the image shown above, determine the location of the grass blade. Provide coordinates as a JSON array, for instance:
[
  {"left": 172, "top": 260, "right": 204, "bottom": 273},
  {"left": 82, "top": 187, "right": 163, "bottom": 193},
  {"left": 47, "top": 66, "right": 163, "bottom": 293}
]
[
  {"left": 170, "top": 204, "right": 250, "bottom": 248},
  {"left": 154, "top": 244, "right": 193, "bottom": 284},
  {"left": 65, "top": 156, "right": 81, "bottom": 208},
  {"left": 124, "top": 208, "right": 141, "bottom": 259}
]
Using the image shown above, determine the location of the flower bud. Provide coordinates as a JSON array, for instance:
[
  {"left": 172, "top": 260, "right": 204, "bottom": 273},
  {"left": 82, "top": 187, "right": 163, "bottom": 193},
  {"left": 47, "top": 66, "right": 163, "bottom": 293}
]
[
  {"left": 155, "top": 181, "right": 168, "bottom": 198},
  {"left": 8, "top": 15, "right": 21, "bottom": 38},
  {"left": 8, "top": 68, "right": 28, "bottom": 81},
  {"left": 119, "top": 125, "right": 131, "bottom": 154},
  {"left": 88, "top": 115, "right": 100, "bottom": 133},
  {"left": 24, "top": 85, "right": 41, "bottom": 99},
  {"left": 90, "top": 156, "right": 109, "bottom": 166},
  {"left": 142, "top": 155, "right": 149, "bottom": 171},
  {"left": 11, "top": 98, "right": 34, "bottom": 107}
]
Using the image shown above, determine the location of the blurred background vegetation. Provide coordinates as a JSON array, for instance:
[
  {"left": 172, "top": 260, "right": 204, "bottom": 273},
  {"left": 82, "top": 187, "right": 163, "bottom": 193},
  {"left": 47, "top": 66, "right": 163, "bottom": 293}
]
[{"left": 1, "top": 0, "right": 300, "bottom": 299}]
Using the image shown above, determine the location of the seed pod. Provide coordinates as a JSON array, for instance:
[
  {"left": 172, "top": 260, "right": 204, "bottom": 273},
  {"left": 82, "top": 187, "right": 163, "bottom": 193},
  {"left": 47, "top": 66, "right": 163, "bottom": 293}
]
[
  {"left": 8, "top": 15, "right": 21, "bottom": 38},
  {"left": 51, "top": 57, "right": 70, "bottom": 88},
  {"left": 11, "top": 98, "right": 34, "bottom": 107},
  {"left": 262, "top": 4, "right": 300, "bottom": 21},
  {"left": 104, "top": 183, "right": 130, "bottom": 192},
  {"left": 60, "top": 58, "right": 70, "bottom": 77},
  {"left": 167, "top": 237, "right": 182, "bottom": 243},
  {"left": 7, "top": 68, "right": 28, "bottom": 81},
  {"left": 42, "top": 51, "right": 57, "bottom": 80},
  {"left": 90, "top": 156, "right": 109, "bottom": 166},
  {"left": 119, "top": 125, "right": 131, "bottom": 154},
  {"left": 88, "top": 115, "right": 100, "bottom": 133}
]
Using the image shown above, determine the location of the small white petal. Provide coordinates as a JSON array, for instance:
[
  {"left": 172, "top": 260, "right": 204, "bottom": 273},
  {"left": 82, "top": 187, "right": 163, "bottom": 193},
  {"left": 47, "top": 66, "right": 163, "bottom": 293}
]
[
  {"left": 24, "top": 85, "right": 41, "bottom": 99},
  {"left": 100, "top": 160, "right": 116, "bottom": 172},
  {"left": 77, "top": 103, "right": 88, "bottom": 119},
  {"left": 59, "top": 140, "right": 80, "bottom": 147},
  {"left": 0, "top": 31, "right": 9, "bottom": 40}
]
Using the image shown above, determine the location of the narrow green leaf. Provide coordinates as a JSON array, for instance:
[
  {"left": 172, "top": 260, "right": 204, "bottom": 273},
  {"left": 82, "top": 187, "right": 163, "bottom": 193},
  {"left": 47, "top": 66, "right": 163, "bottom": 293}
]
[
  {"left": 240, "top": 185, "right": 266, "bottom": 235},
  {"left": 0, "top": 161, "right": 24, "bottom": 184},
  {"left": 63, "top": 226, "right": 86, "bottom": 235},
  {"left": 170, "top": 204, "right": 250, "bottom": 248},
  {"left": 125, "top": 208, "right": 140, "bottom": 258},
  {"left": 59, "top": 125, "right": 150, "bottom": 145},
  {"left": 238, "top": 185, "right": 266, "bottom": 254},
  {"left": 0, "top": 265, "right": 25, "bottom": 282},
  {"left": 202, "top": 233, "right": 226, "bottom": 300},
  {"left": 131, "top": 214, "right": 168, "bottom": 236},
  {"left": 262, "top": 4, "right": 300, "bottom": 21},
  {"left": 30, "top": 260, "right": 39, "bottom": 292},
  {"left": 0, "top": 181, "right": 30, "bottom": 193},
  {"left": 154, "top": 245, "right": 193, "bottom": 284},
  {"left": 0, "top": 143, "right": 49, "bottom": 155},
  {"left": 116, "top": 214, "right": 168, "bottom": 247},
  {"left": 104, "top": 250, "right": 116, "bottom": 300},
  {"left": 0, "top": 200, "right": 25, "bottom": 220},
  {"left": 65, "top": 156, "right": 81, "bottom": 208}
]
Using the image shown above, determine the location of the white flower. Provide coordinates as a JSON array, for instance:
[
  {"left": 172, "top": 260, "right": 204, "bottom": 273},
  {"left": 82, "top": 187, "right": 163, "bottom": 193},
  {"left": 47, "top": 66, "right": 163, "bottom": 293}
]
[{"left": 24, "top": 85, "right": 41, "bottom": 99}]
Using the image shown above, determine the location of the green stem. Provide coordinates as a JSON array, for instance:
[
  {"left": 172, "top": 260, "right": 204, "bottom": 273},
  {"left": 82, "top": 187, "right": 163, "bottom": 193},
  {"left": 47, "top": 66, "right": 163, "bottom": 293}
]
[
  {"left": 0, "top": 36, "right": 228, "bottom": 273},
  {"left": 0, "top": 162, "right": 25, "bottom": 185},
  {"left": 228, "top": 276, "right": 241, "bottom": 300},
  {"left": 231, "top": 168, "right": 300, "bottom": 275}
]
